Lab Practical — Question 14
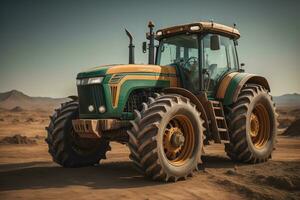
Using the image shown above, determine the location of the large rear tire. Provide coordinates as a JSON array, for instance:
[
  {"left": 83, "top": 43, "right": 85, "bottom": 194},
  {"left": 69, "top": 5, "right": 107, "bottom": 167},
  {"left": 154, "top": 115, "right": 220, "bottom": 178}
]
[
  {"left": 128, "top": 94, "right": 204, "bottom": 181},
  {"left": 225, "top": 84, "right": 277, "bottom": 163},
  {"left": 45, "top": 101, "right": 110, "bottom": 167}
]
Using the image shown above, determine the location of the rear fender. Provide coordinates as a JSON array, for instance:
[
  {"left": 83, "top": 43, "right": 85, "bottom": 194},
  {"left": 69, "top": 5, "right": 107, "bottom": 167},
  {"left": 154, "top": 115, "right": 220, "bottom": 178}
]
[{"left": 216, "top": 72, "right": 270, "bottom": 105}]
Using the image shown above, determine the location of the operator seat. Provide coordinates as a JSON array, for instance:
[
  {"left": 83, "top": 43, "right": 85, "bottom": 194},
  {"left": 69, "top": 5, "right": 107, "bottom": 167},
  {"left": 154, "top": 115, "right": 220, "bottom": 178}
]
[{"left": 206, "top": 64, "right": 217, "bottom": 91}]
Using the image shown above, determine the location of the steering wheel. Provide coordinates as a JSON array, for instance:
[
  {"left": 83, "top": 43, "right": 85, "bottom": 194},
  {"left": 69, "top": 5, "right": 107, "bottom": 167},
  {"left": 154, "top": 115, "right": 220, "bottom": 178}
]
[{"left": 182, "top": 57, "right": 198, "bottom": 72}]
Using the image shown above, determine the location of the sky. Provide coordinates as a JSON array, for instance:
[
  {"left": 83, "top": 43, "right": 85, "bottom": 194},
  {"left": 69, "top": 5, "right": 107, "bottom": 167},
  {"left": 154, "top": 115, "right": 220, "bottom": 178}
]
[{"left": 0, "top": 0, "right": 299, "bottom": 97}]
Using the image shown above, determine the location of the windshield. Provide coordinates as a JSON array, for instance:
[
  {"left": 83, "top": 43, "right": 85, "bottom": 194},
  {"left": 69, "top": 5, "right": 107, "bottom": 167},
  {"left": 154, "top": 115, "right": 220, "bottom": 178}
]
[{"left": 156, "top": 34, "right": 199, "bottom": 66}]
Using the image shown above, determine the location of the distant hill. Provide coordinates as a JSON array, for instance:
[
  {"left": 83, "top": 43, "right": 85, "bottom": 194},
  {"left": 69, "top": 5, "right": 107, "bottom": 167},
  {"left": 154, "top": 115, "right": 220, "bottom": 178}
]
[
  {"left": 273, "top": 93, "right": 300, "bottom": 108},
  {"left": 0, "top": 90, "right": 69, "bottom": 111}
]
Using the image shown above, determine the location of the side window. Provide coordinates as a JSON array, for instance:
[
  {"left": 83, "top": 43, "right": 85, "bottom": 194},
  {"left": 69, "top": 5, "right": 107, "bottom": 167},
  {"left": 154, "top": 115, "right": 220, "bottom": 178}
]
[
  {"left": 159, "top": 44, "right": 177, "bottom": 65},
  {"left": 223, "top": 37, "right": 238, "bottom": 69},
  {"left": 157, "top": 34, "right": 199, "bottom": 93},
  {"left": 203, "top": 34, "right": 238, "bottom": 80}
]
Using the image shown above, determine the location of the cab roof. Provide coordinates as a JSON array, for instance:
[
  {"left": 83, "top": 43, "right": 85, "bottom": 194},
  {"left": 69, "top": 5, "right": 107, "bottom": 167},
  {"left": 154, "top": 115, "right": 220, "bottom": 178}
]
[{"left": 156, "top": 21, "right": 240, "bottom": 40}]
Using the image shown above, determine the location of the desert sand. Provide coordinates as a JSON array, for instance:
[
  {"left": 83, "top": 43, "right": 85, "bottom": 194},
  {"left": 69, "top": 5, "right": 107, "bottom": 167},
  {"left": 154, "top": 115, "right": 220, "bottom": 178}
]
[{"left": 0, "top": 108, "right": 299, "bottom": 200}]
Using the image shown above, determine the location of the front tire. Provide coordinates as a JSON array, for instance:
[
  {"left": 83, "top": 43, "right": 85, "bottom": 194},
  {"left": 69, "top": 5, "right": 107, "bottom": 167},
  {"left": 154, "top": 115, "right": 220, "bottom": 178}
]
[
  {"left": 225, "top": 84, "right": 277, "bottom": 163},
  {"left": 128, "top": 94, "right": 204, "bottom": 181},
  {"left": 45, "top": 101, "right": 110, "bottom": 167}
]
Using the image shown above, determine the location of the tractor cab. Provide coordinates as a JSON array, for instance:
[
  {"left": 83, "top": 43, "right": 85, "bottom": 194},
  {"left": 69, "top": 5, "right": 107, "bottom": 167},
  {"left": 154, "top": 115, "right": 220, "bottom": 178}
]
[{"left": 155, "top": 22, "right": 240, "bottom": 97}]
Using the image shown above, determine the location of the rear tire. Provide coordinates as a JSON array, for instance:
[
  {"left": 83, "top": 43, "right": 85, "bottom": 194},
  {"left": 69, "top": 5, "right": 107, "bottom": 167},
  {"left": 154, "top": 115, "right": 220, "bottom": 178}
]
[
  {"left": 128, "top": 94, "right": 204, "bottom": 181},
  {"left": 225, "top": 84, "right": 277, "bottom": 163},
  {"left": 45, "top": 101, "right": 110, "bottom": 167}
]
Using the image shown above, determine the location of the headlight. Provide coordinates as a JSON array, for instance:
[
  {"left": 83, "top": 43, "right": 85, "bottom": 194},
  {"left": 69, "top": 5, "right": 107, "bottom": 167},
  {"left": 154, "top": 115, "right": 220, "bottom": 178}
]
[
  {"left": 88, "top": 77, "right": 103, "bottom": 84},
  {"left": 76, "top": 77, "right": 104, "bottom": 85}
]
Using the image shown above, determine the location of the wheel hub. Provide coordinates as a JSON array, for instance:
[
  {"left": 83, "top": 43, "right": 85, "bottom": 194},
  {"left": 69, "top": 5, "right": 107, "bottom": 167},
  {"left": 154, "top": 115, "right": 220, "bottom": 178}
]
[
  {"left": 171, "top": 130, "right": 185, "bottom": 148},
  {"left": 164, "top": 127, "right": 184, "bottom": 156},
  {"left": 163, "top": 115, "right": 195, "bottom": 166}
]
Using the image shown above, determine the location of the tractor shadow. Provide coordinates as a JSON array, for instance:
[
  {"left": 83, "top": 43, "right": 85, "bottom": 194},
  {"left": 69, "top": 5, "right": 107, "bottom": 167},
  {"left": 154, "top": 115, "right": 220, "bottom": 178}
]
[
  {"left": 202, "top": 155, "right": 237, "bottom": 169},
  {"left": 0, "top": 161, "right": 161, "bottom": 191},
  {"left": 0, "top": 155, "right": 236, "bottom": 191}
]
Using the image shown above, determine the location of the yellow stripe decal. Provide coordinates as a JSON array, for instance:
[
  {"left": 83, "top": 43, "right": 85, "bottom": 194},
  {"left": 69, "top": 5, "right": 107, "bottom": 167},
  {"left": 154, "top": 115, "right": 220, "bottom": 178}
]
[
  {"left": 110, "top": 75, "right": 178, "bottom": 108},
  {"left": 106, "top": 64, "right": 177, "bottom": 75}
]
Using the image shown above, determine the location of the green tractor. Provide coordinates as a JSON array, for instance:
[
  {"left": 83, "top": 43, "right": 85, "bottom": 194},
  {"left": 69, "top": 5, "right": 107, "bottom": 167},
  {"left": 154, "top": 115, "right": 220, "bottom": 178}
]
[{"left": 46, "top": 21, "right": 277, "bottom": 181}]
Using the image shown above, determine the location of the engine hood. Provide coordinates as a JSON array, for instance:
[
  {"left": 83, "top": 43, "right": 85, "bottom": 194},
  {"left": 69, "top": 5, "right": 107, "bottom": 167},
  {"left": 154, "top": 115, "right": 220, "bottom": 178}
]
[{"left": 77, "top": 64, "right": 177, "bottom": 79}]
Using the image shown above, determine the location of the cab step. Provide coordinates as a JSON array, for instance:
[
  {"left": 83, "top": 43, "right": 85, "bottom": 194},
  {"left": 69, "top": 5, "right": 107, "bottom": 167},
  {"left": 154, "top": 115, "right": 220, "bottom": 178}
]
[{"left": 208, "top": 100, "right": 230, "bottom": 143}]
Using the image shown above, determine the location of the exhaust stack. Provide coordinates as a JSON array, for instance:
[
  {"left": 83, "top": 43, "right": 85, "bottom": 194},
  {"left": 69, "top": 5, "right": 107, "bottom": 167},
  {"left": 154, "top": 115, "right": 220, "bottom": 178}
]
[
  {"left": 147, "top": 21, "right": 155, "bottom": 65},
  {"left": 125, "top": 29, "right": 135, "bottom": 64}
]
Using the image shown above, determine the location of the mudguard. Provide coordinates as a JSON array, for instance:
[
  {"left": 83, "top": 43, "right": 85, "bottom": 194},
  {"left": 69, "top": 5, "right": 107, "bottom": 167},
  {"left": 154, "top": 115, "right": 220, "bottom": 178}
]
[
  {"left": 163, "top": 87, "right": 210, "bottom": 134},
  {"left": 216, "top": 72, "right": 270, "bottom": 105}
]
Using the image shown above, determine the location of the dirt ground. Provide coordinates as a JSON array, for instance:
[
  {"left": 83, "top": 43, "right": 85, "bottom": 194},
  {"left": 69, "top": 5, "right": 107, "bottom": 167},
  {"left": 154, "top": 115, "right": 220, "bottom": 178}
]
[{"left": 0, "top": 110, "right": 299, "bottom": 200}]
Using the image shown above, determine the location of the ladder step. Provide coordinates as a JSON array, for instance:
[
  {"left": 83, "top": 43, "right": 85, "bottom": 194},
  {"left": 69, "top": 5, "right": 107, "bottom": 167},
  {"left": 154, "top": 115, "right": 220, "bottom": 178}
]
[
  {"left": 218, "top": 128, "right": 227, "bottom": 132},
  {"left": 209, "top": 100, "right": 229, "bottom": 142},
  {"left": 221, "top": 140, "right": 230, "bottom": 144},
  {"left": 210, "top": 100, "right": 220, "bottom": 105}
]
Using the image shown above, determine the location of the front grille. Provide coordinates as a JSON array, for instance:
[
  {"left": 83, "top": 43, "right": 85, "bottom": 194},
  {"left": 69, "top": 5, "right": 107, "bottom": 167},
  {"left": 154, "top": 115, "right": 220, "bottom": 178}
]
[
  {"left": 124, "top": 89, "right": 161, "bottom": 112},
  {"left": 77, "top": 84, "right": 105, "bottom": 115}
]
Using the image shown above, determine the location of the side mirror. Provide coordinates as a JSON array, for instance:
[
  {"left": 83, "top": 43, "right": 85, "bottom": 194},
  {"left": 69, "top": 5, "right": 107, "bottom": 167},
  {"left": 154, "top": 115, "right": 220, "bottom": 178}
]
[
  {"left": 142, "top": 42, "right": 147, "bottom": 53},
  {"left": 240, "top": 63, "right": 245, "bottom": 72},
  {"left": 210, "top": 35, "right": 220, "bottom": 50}
]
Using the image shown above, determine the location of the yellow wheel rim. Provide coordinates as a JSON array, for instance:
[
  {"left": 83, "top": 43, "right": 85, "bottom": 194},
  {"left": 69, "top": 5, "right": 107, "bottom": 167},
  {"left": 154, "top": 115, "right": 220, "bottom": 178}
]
[
  {"left": 250, "top": 103, "right": 271, "bottom": 149},
  {"left": 250, "top": 113, "right": 260, "bottom": 137},
  {"left": 163, "top": 115, "right": 194, "bottom": 166}
]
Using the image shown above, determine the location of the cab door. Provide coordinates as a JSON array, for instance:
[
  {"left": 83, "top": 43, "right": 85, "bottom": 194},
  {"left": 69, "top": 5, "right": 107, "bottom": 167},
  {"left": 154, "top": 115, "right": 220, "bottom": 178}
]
[{"left": 202, "top": 34, "right": 238, "bottom": 97}]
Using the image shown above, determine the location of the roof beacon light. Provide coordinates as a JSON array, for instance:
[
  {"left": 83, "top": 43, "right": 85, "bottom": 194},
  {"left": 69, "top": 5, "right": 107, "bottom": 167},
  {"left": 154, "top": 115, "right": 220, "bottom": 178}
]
[{"left": 190, "top": 25, "right": 200, "bottom": 31}]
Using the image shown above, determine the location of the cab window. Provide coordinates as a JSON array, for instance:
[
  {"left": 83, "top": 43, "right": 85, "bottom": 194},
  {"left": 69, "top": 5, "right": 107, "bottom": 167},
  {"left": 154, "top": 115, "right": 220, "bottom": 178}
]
[
  {"left": 157, "top": 34, "right": 200, "bottom": 93},
  {"left": 203, "top": 34, "right": 238, "bottom": 92}
]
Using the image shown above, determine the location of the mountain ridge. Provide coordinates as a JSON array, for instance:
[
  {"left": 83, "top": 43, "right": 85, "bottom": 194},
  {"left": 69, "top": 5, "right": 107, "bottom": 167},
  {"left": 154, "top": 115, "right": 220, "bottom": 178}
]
[
  {"left": 0, "top": 90, "right": 69, "bottom": 111},
  {"left": 0, "top": 90, "right": 30, "bottom": 101},
  {"left": 273, "top": 93, "right": 300, "bottom": 108}
]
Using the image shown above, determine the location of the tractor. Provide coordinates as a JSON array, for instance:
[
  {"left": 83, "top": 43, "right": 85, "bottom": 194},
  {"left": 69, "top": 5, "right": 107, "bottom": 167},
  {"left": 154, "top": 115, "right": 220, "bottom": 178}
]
[{"left": 46, "top": 21, "right": 277, "bottom": 182}]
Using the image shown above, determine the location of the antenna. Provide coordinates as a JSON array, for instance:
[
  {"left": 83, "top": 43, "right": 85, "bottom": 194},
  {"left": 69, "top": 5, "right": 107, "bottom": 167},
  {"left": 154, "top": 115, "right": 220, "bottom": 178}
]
[{"left": 210, "top": 19, "right": 214, "bottom": 27}]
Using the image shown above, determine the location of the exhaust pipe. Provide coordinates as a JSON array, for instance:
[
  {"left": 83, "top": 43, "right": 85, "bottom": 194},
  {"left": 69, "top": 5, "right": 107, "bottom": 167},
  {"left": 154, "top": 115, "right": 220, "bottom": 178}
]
[
  {"left": 147, "top": 21, "right": 155, "bottom": 65},
  {"left": 125, "top": 29, "right": 135, "bottom": 64}
]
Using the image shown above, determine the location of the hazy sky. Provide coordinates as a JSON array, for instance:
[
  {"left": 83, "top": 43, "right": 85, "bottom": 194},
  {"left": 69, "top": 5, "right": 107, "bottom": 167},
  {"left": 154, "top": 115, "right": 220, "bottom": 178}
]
[{"left": 0, "top": 0, "right": 299, "bottom": 97}]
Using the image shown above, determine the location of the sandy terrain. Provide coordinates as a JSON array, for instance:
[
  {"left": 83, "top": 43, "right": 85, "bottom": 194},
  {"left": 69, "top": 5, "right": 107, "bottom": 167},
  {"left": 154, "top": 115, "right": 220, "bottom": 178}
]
[
  {"left": 0, "top": 109, "right": 50, "bottom": 139},
  {"left": 277, "top": 107, "right": 300, "bottom": 129},
  {"left": 0, "top": 109, "right": 299, "bottom": 200},
  {"left": 0, "top": 137, "right": 299, "bottom": 200}
]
